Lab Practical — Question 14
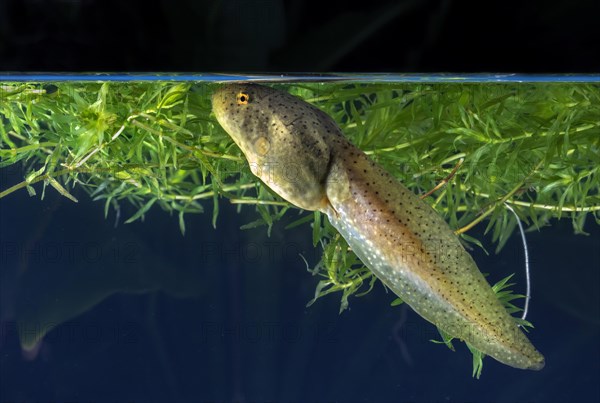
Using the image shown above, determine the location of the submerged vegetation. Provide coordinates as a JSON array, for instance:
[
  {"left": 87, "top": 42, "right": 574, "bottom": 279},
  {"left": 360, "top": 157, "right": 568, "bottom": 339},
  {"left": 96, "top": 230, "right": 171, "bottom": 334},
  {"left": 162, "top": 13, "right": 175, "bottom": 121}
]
[{"left": 1, "top": 80, "right": 599, "bottom": 375}]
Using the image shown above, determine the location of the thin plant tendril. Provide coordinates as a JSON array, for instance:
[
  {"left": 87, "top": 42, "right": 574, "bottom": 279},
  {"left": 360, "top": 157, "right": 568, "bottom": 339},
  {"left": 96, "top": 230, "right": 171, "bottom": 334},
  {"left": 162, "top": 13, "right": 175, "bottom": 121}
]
[{"left": 505, "top": 203, "right": 530, "bottom": 323}]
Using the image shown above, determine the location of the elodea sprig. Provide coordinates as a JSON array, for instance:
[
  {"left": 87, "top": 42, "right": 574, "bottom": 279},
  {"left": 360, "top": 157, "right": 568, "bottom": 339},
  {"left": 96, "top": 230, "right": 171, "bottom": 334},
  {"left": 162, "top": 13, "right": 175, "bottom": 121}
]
[
  {"left": 1, "top": 82, "right": 248, "bottom": 233},
  {"left": 3, "top": 82, "right": 598, "bottom": 238}
]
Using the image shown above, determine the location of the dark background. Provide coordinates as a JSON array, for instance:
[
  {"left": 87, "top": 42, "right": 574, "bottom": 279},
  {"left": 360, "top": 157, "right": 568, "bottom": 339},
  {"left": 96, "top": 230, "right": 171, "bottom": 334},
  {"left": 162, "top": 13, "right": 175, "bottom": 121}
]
[
  {"left": 0, "top": 0, "right": 599, "bottom": 73},
  {"left": 1, "top": 1, "right": 599, "bottom": 402}
]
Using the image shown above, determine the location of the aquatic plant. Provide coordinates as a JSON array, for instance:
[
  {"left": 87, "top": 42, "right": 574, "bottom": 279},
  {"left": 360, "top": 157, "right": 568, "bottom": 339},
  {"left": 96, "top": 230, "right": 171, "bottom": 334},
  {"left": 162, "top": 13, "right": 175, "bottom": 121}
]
[{"left": 1, "top": 81, "right": 599, "bottom": 375}]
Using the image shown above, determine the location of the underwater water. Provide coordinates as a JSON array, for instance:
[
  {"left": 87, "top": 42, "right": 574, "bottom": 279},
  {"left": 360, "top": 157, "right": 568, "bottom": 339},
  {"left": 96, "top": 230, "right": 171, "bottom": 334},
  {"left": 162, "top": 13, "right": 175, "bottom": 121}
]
[{"left": 0, "top": 74, "right": 599, "bottom": 402}]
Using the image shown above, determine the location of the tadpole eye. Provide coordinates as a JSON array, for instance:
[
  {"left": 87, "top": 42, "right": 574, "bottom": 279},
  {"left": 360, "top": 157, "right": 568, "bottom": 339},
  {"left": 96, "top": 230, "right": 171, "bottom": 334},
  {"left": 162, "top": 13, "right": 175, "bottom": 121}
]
[{"left": 236, "top": 92, "right": 250, "bottom": 105}]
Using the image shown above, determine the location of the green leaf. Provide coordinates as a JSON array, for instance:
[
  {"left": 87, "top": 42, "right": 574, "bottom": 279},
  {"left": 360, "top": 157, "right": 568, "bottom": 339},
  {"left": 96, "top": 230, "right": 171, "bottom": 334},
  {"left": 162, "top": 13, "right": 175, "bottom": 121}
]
[
  {"left": 312, "top": 211, "right": 323, "bottom": 247},
  {"left": 466, "top": 342, "right": 485, "bottom": 379},
  {"left": 390, "top": 297, "right": 404, "bottom": 306},
  {"left": 47, "top": 177, "right": 78, "bottom": 203},
  {"left": 459, "top": 233, "right": 489, "bottom": 255},
  {"left": 178, "top": 209, "right": 186, "bottom": 236},
  {"left": 211, "top": 181, "right": 219, "bottom": 229},
  {"left": 285, "top": 213, "right": 314, "bottom": 230},
  {"left": 125, "top": 197, "right": 157, "bottom": 224},
  {"left": 430, "top": 328, "right": 455, "bottom": 351}
]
